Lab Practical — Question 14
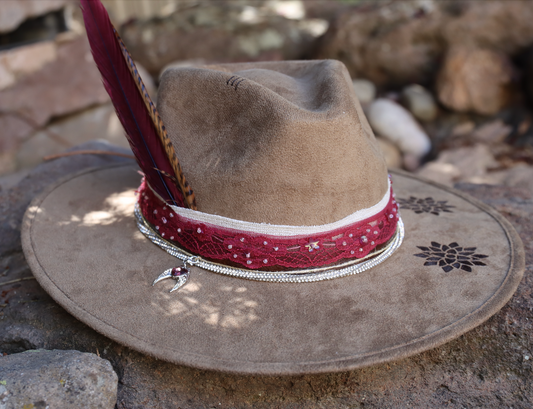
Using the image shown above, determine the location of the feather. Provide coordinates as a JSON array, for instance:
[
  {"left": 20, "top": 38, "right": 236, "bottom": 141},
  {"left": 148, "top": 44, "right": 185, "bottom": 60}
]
[
  {"left": 113, "top": 30, "right": 197, "bottom": 210},
  {"left": 80, "top": 0, "right": 194, "bottom": 208}
]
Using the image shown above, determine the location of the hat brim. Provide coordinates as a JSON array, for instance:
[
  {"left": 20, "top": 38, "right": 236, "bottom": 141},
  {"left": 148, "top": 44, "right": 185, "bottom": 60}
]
[{"left": 21, "top": 164, "right": 524, "bottom": 375}]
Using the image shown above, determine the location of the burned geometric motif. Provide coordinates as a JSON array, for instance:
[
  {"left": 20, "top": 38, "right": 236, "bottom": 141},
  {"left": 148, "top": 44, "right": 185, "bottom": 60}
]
[{"left": 414, "top": 242, "right": 488, "bottom": 273}]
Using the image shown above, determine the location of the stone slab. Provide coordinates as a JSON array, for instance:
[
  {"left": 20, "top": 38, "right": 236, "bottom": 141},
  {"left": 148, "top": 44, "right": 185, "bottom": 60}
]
[{"left": 0, "top": 144, "right": 531, "bottom": 408}]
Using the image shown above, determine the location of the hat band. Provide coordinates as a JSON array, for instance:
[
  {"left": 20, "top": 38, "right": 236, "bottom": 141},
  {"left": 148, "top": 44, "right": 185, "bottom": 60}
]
[
  {"left": 135, "top": 204, "right": 404, "bottom": 283},
  {"left": 138, "top": 179, "right": 400, "bottom": 270}
]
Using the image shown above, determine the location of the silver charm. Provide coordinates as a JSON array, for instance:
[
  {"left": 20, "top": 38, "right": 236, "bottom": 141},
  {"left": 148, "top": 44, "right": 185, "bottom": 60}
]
[{"left": 153, "top": 265, "right": 190, "bottom": 292}]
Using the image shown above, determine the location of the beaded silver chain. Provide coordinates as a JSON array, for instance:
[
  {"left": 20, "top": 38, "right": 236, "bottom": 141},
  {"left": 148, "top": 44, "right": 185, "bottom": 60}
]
[{"left": 135, "top": 205, "right": 404, "bottom": 288}]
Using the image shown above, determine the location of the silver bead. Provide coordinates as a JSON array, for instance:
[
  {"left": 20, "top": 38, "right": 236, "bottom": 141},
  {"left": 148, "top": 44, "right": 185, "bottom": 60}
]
[
  {"left": 263, "top": 259, "right": 268, "bottom": 264},
  {"left": 228, "top": 245, "right": 233, "bottom": 249},
  {"left": 197, "top": 228, "right": 202, "bottom": 233}
]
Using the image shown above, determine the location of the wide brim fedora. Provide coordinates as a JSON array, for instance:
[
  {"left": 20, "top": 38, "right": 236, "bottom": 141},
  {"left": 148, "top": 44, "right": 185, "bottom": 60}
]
[{"left": 21, "top": 163, "right": 524, "bottom": 375}]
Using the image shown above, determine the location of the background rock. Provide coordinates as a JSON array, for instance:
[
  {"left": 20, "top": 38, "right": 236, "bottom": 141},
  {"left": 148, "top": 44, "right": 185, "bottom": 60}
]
[
  {"left": 0, "top": 41, "right": 57, "bottom": 91},
  {"left": 417, "top": 144, "right": 499, "bottom": 186},
  {"left": 315, "top": 1, "right": 533, "bottom": 89},
  {"left": 0, "top": 35, "right": 110, "bottom": 175},
  {"left": 16, "top": 104, "right": 130, "bottom": 170},
  {"left": 120, "top": 2, "right": 327, "bottom": 76},
  {"left": 0, "top": 0, "right": 72, "bottom": 34},
  {"left": 352, "top": 78, "right": 376, "bottom": 106},
  {"left": 401, "top": 84, "right": 437, "bottom": 122},
  {"left": 367, "top": 98, "right": 431, "bottom": 169},
  {"left": 0, "top": 145, "right": 531, "bottom": 408},
  {"left": 315, "top": 1, "right": 445, "bottom": 87},
  {"left": 437, "top": 47, "right": 514, "bottom": 115},
  {"left": 0, "top": 349, "right": 117, "bottom": 409}
]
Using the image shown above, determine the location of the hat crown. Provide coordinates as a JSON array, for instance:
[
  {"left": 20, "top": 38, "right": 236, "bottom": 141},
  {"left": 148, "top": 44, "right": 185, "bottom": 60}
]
[{"left": 158, "top": 60, "right": 388, "bottom": 226}]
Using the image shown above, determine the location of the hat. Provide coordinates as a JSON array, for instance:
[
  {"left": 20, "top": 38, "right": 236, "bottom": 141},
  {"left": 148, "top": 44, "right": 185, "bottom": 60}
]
[{"left": 21, "top": 0, "right": 524, "bottom": 375}]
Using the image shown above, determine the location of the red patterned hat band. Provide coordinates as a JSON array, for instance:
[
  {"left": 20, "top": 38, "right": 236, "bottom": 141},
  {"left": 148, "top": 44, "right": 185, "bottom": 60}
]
[{"left": 138, "top": 176, "right": 400, "bottom": 271}]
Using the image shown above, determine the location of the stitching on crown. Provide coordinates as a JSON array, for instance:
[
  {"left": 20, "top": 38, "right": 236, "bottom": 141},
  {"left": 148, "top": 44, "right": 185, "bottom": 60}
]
[{"left": 226, "top": 75, "right": 245, "bottom": 90}]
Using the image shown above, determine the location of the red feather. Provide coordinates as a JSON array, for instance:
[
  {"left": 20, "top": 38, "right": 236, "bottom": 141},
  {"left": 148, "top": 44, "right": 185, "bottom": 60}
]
[{"left": 80, "top": 0, "right": 184, "bottom": 206}]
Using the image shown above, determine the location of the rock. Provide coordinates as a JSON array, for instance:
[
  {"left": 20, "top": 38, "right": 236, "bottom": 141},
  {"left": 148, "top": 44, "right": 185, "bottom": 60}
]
[
  {"left": 442, "top": 1, "right": 533, "bottom": 55},
  {"left": 417, "top": 144, "right": 499, "bottom": 186},
  {"left": 450, "top": 120, "right": 476, "bottom": 138},
  {"left": 0, "top": 41, "right": 57, "bottom": 91},
  {"left": 0, "top": 35, "right": 110, "bottom": 175},
  {"left": 367, "top": 98, "right": 431, "bottom": 169},
  {"left": 376, "top": 137, "right": 402, "bottom": 169},
  {"left": 437, "top": 47, "right": 514, "bottom": 115},
  {"left": 0, "top": 0, "right": 72, "bottom": 34},
  {"left": 0, "top": 143, "right": 532, "bottom": 408},
  {"left": 479, "top": 164, "right": 533, "bottom": 194},
  {"left": 16, "top": 104, "right": 131, "bottom": 171},
  {"left": 0, "top": 349, "right": 117, "bottom": 409},
  {"left": 315, "top": 1, "right": 533, "bottom": 88},
  {"left": 314, "top": 1, "right": 446, "bottom": 87},
  {"left": 352, "top": 79, "right": 376, "bottom": 105},
  {"left": 0, "top": 169, "right": 30, "bottom": 193},
  {"left": 0, "top": 35, "right": 109, "bottom": 128},
  {"left": 401, "top": 84, "right": 437, "bottom": 122},
  {"left": 471, "top": 119, "right": 512, "bottom": 145},
  {"left": 120, "top": 3, "right": 325, "bottom": 76},
  {"left": 0, "top": 325, "right": 47, "bottom": 354}
]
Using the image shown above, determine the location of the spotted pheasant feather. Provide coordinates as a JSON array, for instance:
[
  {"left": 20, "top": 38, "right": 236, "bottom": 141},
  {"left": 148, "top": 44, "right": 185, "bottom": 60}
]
[{"left": 114, "top": 30, "right": 197, "bottom": 210}]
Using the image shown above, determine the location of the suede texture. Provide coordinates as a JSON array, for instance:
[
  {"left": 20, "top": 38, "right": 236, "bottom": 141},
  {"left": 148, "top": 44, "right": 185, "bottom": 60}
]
[
  {"left": 22, "top": 165, "right": 525, "bottom": 375},
  {"left": 157, "top": 60, "right": 388, "bottom": 225}
]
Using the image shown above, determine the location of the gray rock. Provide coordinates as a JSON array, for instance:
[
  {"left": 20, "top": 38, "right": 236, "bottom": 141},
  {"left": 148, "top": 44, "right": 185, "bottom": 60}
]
[
  {"left": 0, "top": 325, "right": 46, "bottom": 354},
  {"left": 352, "top": 79, "right": 376, "bottom": 105},
  {"left": 15, "top": 104, "right": 131, "bottom": 171},
  {"left": 0, "top": 349, "right": 117, "bottom": 409},
  {"left": 401, "top": 84, "right": 437, "bottom": 122}
]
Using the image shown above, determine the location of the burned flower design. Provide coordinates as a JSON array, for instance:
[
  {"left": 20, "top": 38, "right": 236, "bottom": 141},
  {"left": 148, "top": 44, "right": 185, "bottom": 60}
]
[
  {"left": 414, "top": 242, "right": 488, "bottom": 273},
  {"left": 397, "top": 196, "right": 455, "bottom": 215}
]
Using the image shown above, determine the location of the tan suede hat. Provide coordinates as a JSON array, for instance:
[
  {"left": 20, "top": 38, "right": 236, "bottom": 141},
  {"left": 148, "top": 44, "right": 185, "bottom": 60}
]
[{"left": 21, "top": 58, "right": 524, "bottom": 375}]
